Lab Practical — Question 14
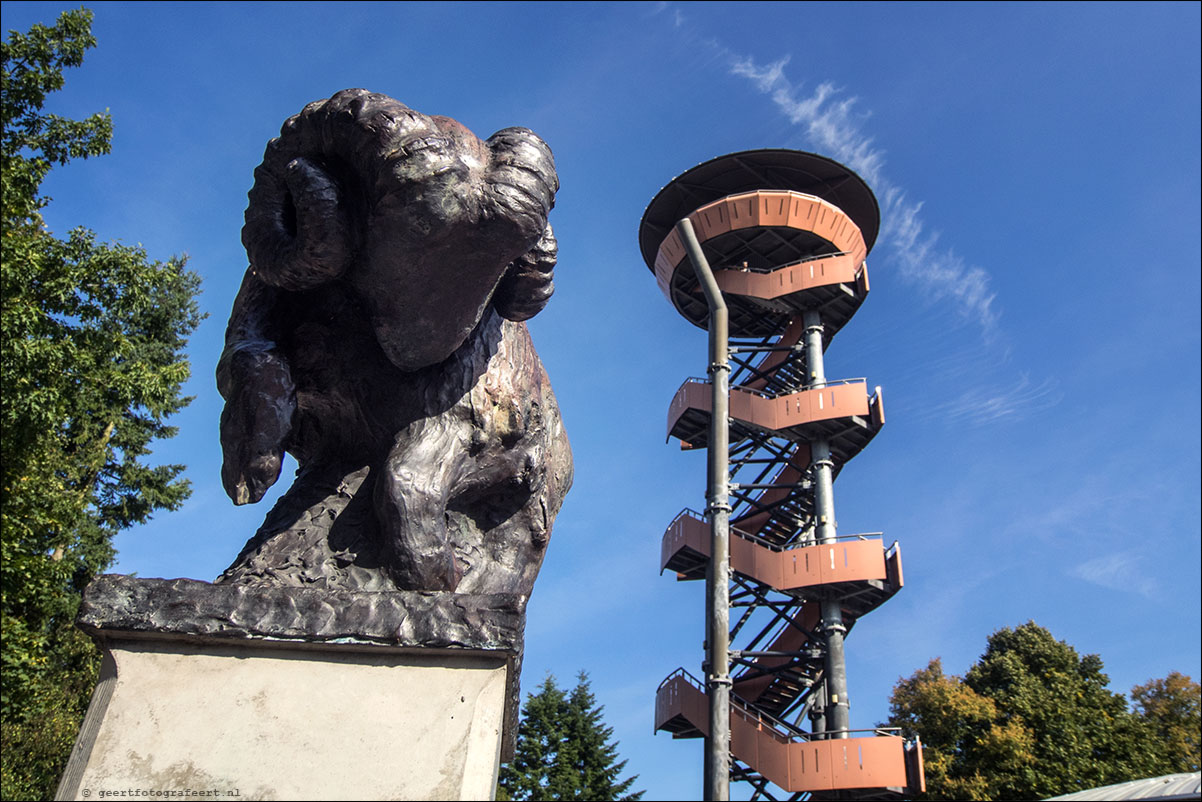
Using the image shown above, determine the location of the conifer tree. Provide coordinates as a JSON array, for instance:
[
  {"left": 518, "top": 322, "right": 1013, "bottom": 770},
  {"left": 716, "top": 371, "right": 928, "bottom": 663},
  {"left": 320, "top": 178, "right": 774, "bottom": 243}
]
[{"left": 500, "top": 672, "right": 644, "bottom": 801}]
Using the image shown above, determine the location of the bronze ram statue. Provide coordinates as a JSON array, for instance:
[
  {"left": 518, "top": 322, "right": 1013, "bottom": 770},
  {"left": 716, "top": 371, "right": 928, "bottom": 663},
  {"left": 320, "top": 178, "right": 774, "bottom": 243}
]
[{"left": 215, "top": 89, "right": 572, "bottom": 597}]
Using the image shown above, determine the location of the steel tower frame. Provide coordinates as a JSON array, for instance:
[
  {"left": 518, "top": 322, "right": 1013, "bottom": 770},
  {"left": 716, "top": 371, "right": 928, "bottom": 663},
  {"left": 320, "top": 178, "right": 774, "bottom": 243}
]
[{"left": 641, "top": 151, "right": 926, "bottom": 801}]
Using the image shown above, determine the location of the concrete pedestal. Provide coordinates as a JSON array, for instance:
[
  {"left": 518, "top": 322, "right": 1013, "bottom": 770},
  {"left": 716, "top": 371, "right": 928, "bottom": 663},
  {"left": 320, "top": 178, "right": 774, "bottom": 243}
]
[{"left": 56, "top": 576, "right": 526, "bottom": 802}]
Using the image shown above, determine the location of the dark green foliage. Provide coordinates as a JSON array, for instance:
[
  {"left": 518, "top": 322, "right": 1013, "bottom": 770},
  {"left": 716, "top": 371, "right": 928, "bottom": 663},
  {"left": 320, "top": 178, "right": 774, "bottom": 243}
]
[
  {"left": 887, "top": 622, "right": 1193, "bottom": 800},
  {"left": 962, "top": 623, "right": 1156, "bottom": 798},
  {"left": 500, "top": 672, "right": 644, "bottom": 801},
  {"left": 1, "top": 9, "right": 203, "bottom": 797}
]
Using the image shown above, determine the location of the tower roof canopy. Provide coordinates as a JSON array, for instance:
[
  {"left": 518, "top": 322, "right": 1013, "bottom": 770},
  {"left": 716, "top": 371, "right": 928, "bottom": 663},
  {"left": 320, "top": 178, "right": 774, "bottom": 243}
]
[{"left": 639, "top": 149, "right": 880, "bottom": 271}]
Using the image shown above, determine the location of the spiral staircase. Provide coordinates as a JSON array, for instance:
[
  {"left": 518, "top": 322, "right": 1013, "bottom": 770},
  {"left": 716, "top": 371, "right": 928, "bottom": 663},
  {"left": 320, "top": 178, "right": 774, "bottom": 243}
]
[{"left": 641, "top": 151, "right": 925, "bottom": 800}]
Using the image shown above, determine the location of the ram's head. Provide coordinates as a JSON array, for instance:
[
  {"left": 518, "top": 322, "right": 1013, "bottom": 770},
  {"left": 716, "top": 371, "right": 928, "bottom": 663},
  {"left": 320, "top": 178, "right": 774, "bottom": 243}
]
[{"left": 241, "top": 88, "right": 558, "bottom": 370}]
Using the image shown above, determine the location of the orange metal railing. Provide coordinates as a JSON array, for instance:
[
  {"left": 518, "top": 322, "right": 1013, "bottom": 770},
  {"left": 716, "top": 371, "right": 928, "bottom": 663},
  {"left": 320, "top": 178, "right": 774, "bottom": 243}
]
[
  {"left": 661, "top": 509, "right": 902, "bottom": 598},
  {"left": 656, "top": 671, "right": 925, "bottom": 797}
]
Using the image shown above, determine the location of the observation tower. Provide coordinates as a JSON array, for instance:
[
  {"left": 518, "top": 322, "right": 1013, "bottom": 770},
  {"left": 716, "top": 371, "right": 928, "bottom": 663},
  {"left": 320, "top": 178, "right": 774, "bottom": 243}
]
[{"left": 640, "top": 150, "right": 925, "bottom": 800}]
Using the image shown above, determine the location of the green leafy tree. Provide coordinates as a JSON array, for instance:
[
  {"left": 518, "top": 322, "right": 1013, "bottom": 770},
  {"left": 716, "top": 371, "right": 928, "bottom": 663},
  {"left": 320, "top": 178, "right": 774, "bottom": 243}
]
[
  {"left": 1130, "top": 671, "right": 1201, "bottom": 773},
  {"left": 887, "top": 622, "right": 1182, "bottom": 801},
  {"left": 1, "top": 9, "right": 203, "bottom": 798},
  {"left": 500, "top": 672, "right": 644, "bottom": 801}
]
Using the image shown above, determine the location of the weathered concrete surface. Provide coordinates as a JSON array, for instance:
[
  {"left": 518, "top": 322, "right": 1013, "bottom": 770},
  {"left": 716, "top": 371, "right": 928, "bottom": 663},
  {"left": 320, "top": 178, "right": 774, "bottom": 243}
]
[
  {"left": 58, "top": 639, "right": 508, "bottom": 801},
  {"left": 58, "top": 576, "right": 524, "bottom": 801}
]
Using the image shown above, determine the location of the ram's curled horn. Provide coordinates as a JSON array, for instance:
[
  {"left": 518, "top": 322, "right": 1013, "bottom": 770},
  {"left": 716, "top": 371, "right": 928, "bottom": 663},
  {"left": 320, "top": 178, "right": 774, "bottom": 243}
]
[
  {"left": 240, "top": 89, "right": 562, "bottom": 335},
  {"left": 241, "top": 89, "right": 433, "bottom": 291},
  {"left": 242, "top": 153, "right": 354, "bottom": 290},
  {"left": 485, "top": 127, "right": 558, "bottom": 242},
  {"left": 494, "top": 223, "right": 558, "bottom": 322}
]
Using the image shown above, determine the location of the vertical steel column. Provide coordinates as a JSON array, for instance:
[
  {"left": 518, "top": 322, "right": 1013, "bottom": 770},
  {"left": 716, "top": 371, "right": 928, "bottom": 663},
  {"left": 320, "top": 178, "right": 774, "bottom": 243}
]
[
  {"left": 803, "top": 310, "right": 850, "bottom": 738},
  {"left": 808, "top": 684, "right": 827, "bottom": 735},
  {"left": 677, "top": 218, "right": 731, "bottom": 801}
]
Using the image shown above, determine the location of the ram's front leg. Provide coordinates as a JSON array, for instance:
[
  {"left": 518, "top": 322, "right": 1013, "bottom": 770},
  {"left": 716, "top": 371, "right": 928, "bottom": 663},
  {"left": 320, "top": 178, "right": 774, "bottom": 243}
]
[
  {"left": 374, "top": 420, "right": 469, "bottom": 591},
  {"left": 217, "top": 269, "right": 296, "bottom": 506}
]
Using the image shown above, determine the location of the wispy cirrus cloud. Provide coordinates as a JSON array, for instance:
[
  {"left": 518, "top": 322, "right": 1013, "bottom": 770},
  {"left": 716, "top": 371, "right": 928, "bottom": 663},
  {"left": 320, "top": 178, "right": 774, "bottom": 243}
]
[
  {"left": 651, "top": 4, "right": 1055, "bottom": 427},
  {"left": 908, "top": 372, "right": 1063, "bottom": 426},
  {"left": 728, "top": 55, "right": 1000, "bottom": 337},
  {"left": 1070, "top": 551, "right": 1157, "bottom": 598}
]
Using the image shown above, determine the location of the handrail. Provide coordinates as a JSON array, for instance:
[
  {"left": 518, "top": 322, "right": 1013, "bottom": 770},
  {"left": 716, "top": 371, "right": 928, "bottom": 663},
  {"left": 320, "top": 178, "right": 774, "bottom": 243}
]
[
  {"left": 666, "top": 508, "right": 784, "bottom": 552},
  {"left": 668, "top": 507, "right": 706, "bottom": 526},
  {"left": 731, "top": 694, "right": 805, "bottom": 735},
  {"left": 733, "top": 698, "right": 908, "bottom": 745},
  {"left": 732, "top": 527, "right": 783, "bottom": 551},
  {"left": 658, "top": 667, "right": 706, "bottom": 693},
  {"left": 716, "top": 249, "right": 853, "bottom": 275},
  {"left": 661, "top": 668, "right": 915, "bottom": 747},
  {"left": 745, "top": 528, "right": 888, "bottom": 551},
  {"left": 678, "top": 376, "right": 871, "bottom": 401},
  {"left": 782, "top": 531, "right": 884, "bottom": 551},
  {"left": 670, "top": 509, "right": 888, "bottom": 553},
  {"left": 730, "top": 377, "right": 868, "bottom": 400}
]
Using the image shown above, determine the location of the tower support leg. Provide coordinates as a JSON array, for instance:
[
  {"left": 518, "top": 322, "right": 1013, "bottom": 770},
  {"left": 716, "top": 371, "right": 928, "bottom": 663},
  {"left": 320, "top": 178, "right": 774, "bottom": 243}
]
[{"left": 803, "top": 310, "right": 850, "bottom": 738}]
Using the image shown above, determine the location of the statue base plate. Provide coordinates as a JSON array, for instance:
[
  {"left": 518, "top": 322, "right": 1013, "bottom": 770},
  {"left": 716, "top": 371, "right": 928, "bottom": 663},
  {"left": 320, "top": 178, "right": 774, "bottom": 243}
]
[{"left": 56, "top": 576, "right": 526, "bottom": 802}]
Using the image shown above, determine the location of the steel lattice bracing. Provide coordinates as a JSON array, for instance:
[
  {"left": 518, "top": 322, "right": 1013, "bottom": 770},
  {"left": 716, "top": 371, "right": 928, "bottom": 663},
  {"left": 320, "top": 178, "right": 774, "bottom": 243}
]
[{"left": 642, "top": 151, "right": 925, "bottom": 800}]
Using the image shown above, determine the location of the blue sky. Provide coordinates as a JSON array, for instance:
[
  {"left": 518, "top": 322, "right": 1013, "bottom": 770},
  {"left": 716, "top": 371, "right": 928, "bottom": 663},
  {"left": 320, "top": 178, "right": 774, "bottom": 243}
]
[{"left": 5, "top": 2, "right": 1200, "bottom": 798}]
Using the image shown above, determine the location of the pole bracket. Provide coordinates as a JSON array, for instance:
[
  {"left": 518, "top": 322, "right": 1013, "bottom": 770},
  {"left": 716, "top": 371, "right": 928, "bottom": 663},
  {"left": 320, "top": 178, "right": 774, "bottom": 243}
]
[{"left": 822, "top": 620, "right": 848, "bottom": 636}]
